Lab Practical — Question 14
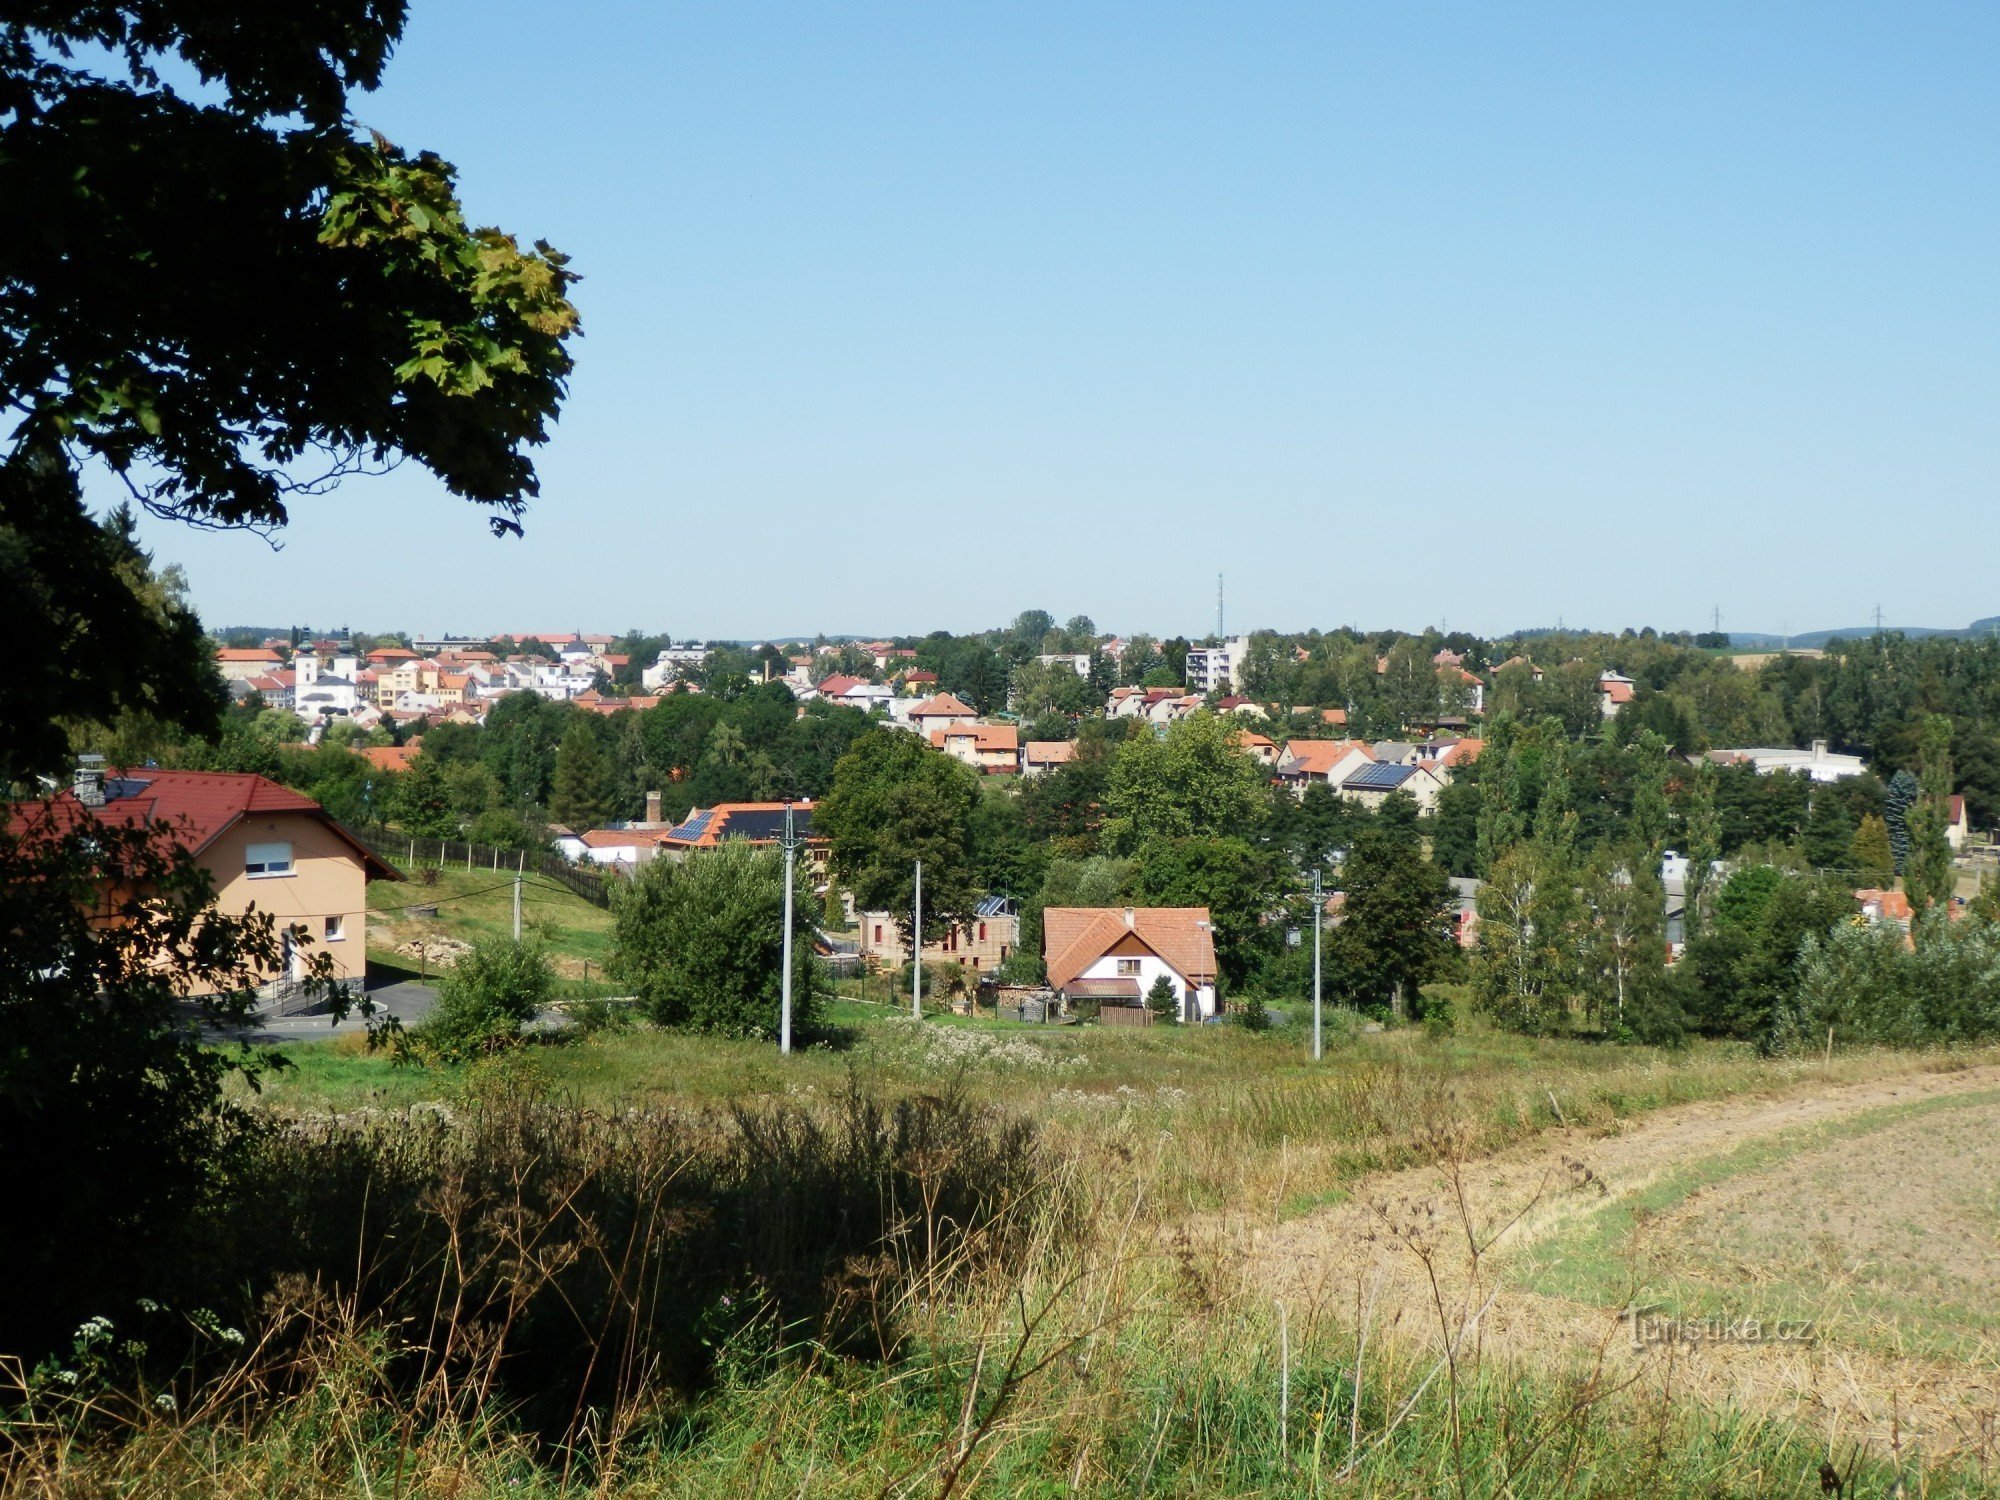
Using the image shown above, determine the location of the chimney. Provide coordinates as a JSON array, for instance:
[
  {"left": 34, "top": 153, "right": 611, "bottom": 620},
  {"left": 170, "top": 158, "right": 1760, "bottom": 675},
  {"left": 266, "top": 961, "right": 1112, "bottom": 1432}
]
[
  {"left": 1123, "top": 907, "right": 1135, "bottom": 930},
  {"left": 645, "top": 789, "right": 662, "bottom": 825},
  {"left": 1811, "top": 738, "right": 1828, "bottom": 760},
  {"left": 73, "top": 753, "right": 107, "bottom": 809}
]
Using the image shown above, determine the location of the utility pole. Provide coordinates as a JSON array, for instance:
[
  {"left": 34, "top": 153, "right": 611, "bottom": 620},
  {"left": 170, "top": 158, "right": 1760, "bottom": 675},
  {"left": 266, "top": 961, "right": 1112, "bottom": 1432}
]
[
  {"left": 512, "top": 873, "right": 522, "bottom": 941},
  {"left": 911, "top": 858, "right": 923, "bottom": 1019},
  {"left": 778, "top": 797, "right": 800, "bottom": 1054},
  {"left": 1874, "top": 604, "right": 1885, "bottom": 635},
  {"left": 1311, "top": 867, "right": 1324, "bottom": 1061}
]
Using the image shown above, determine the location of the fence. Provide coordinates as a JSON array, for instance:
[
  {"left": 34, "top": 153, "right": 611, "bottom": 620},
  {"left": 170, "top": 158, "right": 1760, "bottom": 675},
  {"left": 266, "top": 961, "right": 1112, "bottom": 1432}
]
[{"left": 352, "top": 826, "right": 613, "bottom": 909}]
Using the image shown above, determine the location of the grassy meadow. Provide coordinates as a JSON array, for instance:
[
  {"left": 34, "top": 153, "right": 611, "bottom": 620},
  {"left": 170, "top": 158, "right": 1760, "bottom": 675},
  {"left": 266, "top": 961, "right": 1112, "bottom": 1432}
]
[{"left": 26, "top": 993, "right": 2000, "bottom": 1496}]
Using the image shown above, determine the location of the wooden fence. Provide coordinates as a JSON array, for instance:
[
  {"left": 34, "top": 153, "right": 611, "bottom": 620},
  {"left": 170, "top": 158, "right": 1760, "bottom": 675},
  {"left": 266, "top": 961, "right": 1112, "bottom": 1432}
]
[{"left": 352, "top": 826, "right": 612, "bottom": 909}]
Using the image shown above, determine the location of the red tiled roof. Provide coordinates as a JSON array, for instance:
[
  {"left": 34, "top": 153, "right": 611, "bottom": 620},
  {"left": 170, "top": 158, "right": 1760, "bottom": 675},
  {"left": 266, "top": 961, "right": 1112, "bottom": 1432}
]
[
  {"left": 655, "top": 801, "right": 822, "bottom": 849},
  {"left": 216, "top": 647, "right": 283, "bottom": 663},
  {"left": 931, "top": 722, "right": 1019, "bottom": 753},
  {"left": 815, "top": 673, "right": 865, "bottom": 697},
  {"left": 1024, "top": 740, "right": 1076, "bottom": 765},
  {"left": 356, "top": 743, "right": 421, "bottom": 772},
  {"left": 1855, "top": 888, "right": 1913, "bottom": 923},
  {"left": 9, "top": 769, "right": 398, "bottom": 880},
  {"left": 910, "top": 692, "right": 977, "bottom": 718},
  {"left": 1043, "top": 907, "right": 1218, "bottom": 991},
  {"left": 366, "top": 647, "right": 418, "bottom": 662},
  {"left": 1280, "top": 739, "right": 1375, "bottom": 777},
  {"left": 1441, "top": 738, "right": 1484, "bottom": 767}
]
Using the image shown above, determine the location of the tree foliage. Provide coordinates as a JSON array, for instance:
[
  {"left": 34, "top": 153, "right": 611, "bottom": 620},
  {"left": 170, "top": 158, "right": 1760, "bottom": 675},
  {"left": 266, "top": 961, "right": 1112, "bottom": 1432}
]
[
  {"left": 1104, "top": 712, "right": 1265, "bottom": 853},
  {"left": 0, "top": 804, "right": 321, "bottom": 1355},
  {"left": 1, "top": 2, "right": 579, "bottom": 774},
  {"left": 612, "top": 843, "right": 817, "bottom": 1037},
  {"left": 1329, "top": 829, "right": 1454, "bottom": 1019},
  {"left": 816, "top": 728, "right": 981, "bottom": 948}
]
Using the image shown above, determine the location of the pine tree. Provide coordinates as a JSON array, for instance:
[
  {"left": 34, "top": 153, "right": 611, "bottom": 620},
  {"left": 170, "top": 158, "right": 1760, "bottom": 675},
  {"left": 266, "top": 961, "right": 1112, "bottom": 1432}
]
[
  {"left": 550, "top": 721, "right": 618, "bottom": 831},
  {"left": 1146, "top": 973, "right": 1180, "bottom": 1021},
  {"left": 1884, "top": 769, "right": 1919, "bottom": 873},
  {"left": 1801, "top": 790, "right": 1855, "bottom": 870},
  {"left": 1907, "top": 714, "right": 1957, "bottom": 916},
  {"left": 1681, "top": 759, "right": 1722, "bottom": 933}
]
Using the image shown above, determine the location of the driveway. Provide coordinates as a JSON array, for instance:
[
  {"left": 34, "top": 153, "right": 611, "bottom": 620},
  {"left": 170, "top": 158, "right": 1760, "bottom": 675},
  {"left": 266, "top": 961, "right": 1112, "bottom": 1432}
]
[{"left": 205, "top": 976, "right": 439, "bottom": 1045}]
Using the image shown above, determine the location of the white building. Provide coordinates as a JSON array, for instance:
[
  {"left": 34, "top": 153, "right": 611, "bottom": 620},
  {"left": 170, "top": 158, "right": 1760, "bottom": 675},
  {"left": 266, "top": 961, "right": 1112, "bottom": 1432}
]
[
  {"left": 1184, "top": 636, "right": 1250, "bottom": 694},
  {"left": 291, "top": 654, "right": 362, "bottom": 721},
  {"left": 1043, "top": 906, "right": 1220, "bottom": 1022},
  {"left": 642, "top": 645, "right": 712, "bottom": 691},
  {"left": 1707, "top": 739, "right": 1869, "bottom": 784}
]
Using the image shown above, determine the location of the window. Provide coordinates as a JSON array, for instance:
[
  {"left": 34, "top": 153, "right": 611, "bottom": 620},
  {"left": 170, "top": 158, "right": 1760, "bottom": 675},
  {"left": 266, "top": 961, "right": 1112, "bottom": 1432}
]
[
  {"left": 874, "top": 924, "right": 883, "bottom": 944},
  {"left": 978, "top": 922, "right": 987, "bottom": 942},
  {"left": 324, "top": 915, "right": 345, "bottom": 942},
  {"left": 1116, "top": 958, "right": 1141, "bottom": 977},
  {"left": 244, "top": 841, "right": 293, "bottom": 877}
]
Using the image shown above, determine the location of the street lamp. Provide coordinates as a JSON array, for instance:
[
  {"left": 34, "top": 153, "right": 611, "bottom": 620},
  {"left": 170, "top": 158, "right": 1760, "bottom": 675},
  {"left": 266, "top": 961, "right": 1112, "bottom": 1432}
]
[{"left": 777, "top": 794, "right": 803, "bottom": 1055}]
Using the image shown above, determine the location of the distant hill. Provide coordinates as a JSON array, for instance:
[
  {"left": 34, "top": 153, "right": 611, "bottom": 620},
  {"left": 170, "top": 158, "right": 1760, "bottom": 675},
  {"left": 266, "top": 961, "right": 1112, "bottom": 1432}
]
[{"left": 1730, "top": 618, "right": 2000, "bottom": 649}]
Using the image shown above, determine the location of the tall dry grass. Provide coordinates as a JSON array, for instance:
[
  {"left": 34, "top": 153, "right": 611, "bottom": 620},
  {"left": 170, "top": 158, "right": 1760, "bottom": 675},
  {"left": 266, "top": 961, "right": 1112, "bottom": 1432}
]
[{"left": 7, "top": 1030, "right": 1993, "bottom": 1496}]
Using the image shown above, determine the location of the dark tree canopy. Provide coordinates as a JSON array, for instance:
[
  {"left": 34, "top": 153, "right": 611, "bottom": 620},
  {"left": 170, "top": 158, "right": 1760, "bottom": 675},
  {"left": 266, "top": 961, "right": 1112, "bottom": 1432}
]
[{"left": 1, "top": 1, "right": 579, "bottom": 776}]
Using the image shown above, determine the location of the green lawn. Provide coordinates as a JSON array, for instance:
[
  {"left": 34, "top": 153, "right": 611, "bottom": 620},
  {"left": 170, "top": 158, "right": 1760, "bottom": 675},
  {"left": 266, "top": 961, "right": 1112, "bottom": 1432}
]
[{"left": 366, "top": 862, "right": 616, "bottom": 977}]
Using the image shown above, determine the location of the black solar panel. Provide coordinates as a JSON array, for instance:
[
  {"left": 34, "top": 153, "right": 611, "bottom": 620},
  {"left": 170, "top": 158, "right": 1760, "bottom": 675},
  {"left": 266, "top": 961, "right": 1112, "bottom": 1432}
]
[
  {"left": 669, "top": 809, "right": 714, "bottom": 841},
  {"left": 1344, "top": 761, "right": 1414, "bottom": 790}
]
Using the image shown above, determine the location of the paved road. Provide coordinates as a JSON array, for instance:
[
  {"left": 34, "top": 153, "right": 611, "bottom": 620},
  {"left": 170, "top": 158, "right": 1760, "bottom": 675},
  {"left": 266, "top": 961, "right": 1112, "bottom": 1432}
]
[{"left": 204, "top": 978, "right": 439, "bottom": 1045}]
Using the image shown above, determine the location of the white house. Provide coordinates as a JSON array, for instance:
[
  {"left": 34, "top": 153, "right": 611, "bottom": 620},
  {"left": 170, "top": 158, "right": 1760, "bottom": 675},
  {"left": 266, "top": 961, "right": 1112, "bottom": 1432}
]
[
  {"left": 641, "top": 644, "right": 712, "bottom": 691},
  {"left": 1034, "top": 652, "right": 1093, "bottom": 676},
  {"left": 1337, "top": 759, "right": 1446, "bottom": 814},
  {"left": 1043, "top": 905, "right": 1219, "bottom": 1022}
]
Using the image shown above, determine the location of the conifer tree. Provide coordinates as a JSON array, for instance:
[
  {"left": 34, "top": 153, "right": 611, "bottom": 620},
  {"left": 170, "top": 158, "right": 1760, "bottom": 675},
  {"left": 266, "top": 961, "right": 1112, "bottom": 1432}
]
[{"left": 550, "top": 720, "right": 618, "bottom": 831}]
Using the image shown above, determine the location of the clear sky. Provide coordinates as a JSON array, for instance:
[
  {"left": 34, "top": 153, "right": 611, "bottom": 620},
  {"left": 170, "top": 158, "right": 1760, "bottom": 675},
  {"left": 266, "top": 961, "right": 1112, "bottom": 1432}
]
[{"left": 127, "top": 2, "right": 1998, "bottom": 642}]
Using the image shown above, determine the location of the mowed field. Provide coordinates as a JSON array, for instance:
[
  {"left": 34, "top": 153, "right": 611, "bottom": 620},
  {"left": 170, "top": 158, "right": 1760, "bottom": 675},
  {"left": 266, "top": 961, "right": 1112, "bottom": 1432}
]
[{"left": 1249, "top": 1060, "right": 2000, "bottom": 1468}]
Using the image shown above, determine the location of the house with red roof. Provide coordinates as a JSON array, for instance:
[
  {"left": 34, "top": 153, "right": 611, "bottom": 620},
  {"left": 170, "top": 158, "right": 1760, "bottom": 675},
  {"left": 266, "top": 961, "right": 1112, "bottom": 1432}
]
[
  {"left": 14, "top": 764, "right": 397, "bottom": 996},
  {"left": 1598, "top": 672, "right": 1637, "bottom": 718},
  {"left": 907, "top": 692, "right": 979, "bottom": 731},
  {"left": 1020, "top": 740, "right": 1076, "bottom": 777},
  {"left": 930, "top": 721, "right": 1019, "bottom": 773},
  {"left": 1275, "top": 739, "right": 1375, "bottom": 792},
  {"left": 1043, "top": 906, "right": 1219, "bottom": 1022}
]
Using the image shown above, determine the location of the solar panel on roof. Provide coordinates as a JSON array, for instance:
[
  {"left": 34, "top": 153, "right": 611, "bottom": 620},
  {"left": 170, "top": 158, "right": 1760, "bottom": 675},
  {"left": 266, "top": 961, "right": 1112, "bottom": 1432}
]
[
  {"left": 670, "top": 810, "right": 714, "bottom": 841},
  {"left": 1344, "top": 761, "right": 1415, "bottom": 790}
]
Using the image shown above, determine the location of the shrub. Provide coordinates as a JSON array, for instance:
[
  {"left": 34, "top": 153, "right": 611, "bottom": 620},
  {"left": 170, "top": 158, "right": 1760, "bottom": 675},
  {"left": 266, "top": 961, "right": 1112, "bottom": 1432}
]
[
  {"left": 1776, "top": 912, "right": 2000, "bottom": 1051},
  {"left": 1417, "top": 985, "right": 1458, "bottom": 1038},
  {"left": 613, "top": 842, "right": 818, "bottom": 1037},
  {"left": 410, "top": 938, "right": 553, "bottom": 1062}
]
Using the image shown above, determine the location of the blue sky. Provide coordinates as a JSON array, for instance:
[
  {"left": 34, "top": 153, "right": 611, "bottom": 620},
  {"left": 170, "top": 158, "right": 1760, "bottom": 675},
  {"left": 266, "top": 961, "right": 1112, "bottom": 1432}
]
[{"left": 129, "top": 2, "right": 1998, "bottom": 641}]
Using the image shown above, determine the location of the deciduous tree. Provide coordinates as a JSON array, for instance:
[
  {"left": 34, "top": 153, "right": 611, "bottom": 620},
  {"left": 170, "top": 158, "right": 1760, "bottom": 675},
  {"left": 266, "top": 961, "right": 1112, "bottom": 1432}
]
[{"left": 816, "top": 728, "right": 981, "bottom": 951}]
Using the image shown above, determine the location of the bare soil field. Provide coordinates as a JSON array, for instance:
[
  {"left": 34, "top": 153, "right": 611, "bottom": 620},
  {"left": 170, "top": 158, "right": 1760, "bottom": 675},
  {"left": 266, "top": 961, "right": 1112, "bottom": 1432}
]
[{"left": 1236, "top": 1060, "right": 2000, "bottom": 1467}]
